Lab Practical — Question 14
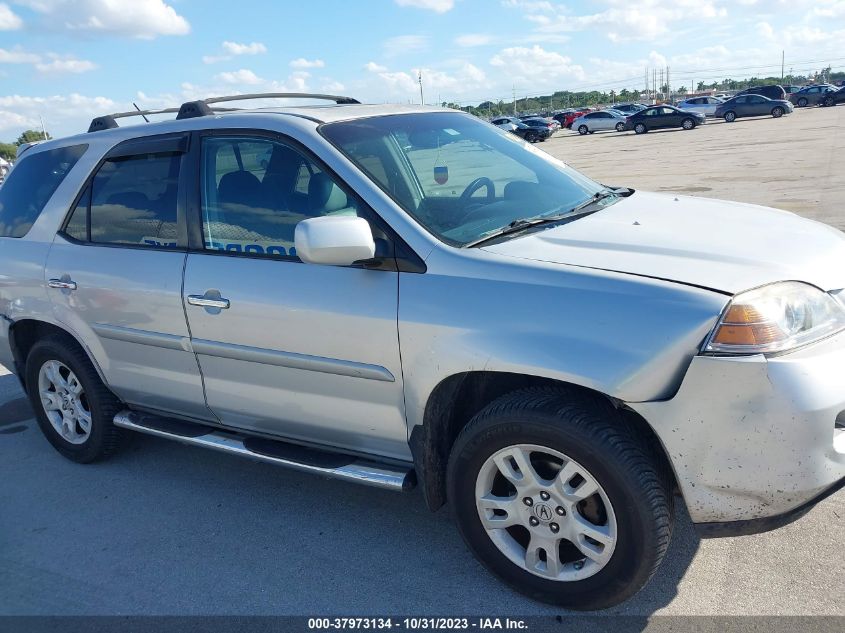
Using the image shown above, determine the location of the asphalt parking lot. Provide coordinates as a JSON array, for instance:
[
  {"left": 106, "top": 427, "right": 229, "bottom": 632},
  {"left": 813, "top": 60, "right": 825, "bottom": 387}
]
[{"left": 1, "top": 105, "right": 844, "bottom": 618}]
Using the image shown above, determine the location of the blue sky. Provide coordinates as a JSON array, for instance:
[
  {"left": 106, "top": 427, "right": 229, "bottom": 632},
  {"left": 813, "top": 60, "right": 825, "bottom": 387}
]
[{"left": 1, "top": 0, "right": 843, "bottom": 138}]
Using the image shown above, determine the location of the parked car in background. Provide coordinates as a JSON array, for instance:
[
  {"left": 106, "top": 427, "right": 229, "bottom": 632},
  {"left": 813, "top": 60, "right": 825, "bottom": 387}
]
[
  {"left": 626, "top": 105, "right": 705, "bottom": 134},
  {"left": 521, "top": 117, "right": 556, "bottom": 139},
  {"left": 736, "top": 85, "right": 787, "bottom": 101},
  {"left": 821, "top": 86, "right": 845, "bottom": 107},
  {"left": 714, "top": 94, "right": 794, "bottom": 122},
  {"left": 790, "top": 85, "right": 837, "bottom": 107},
  {"left": 675, "top": 96, "right": 724, "bottom": 117},
  {"left": 491, "top": 117, "right": 550, "bottom": 143},
  {"left": 783, "top": 85, "right": 802, "bottom": 95},
  {"left": 713, "top": 93, "right": 731, "bottom": 100},
  {"left": 559, "top": 108, "right": 593, "bottom": 129},
  {"left": 571, "top": 110, "right": 629, "bottom": 134},
  {"left": 611, "top": 103, "right": 647, "bottom": 115}
]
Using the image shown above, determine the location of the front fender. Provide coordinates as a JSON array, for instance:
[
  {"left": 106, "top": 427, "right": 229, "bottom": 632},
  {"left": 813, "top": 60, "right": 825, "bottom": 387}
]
[{"left": 399, "top": 247, "right": 727, "bottom": 432}]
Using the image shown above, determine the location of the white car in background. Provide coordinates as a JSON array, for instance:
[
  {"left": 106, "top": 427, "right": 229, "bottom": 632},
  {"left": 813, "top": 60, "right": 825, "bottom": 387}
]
[
  {"left": 571, "top": 109, "right": 628, "bottom": 134},
  {"left": 676, "top": 96, "right": 725, "bottom": 117}
]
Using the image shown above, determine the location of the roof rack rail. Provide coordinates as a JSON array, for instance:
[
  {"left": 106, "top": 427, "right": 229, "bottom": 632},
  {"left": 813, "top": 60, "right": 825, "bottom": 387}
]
[
  {"left": 88, "top": 107, "right": 182, "bottom": 133},
  {"left": 176, "top": 92, "right": 360, "bottom": 120}
]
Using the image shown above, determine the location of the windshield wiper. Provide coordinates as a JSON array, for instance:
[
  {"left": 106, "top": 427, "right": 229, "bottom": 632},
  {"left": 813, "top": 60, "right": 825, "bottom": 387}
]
[{"left": 464, "top": 190, "right": 616, "bottom": 248}]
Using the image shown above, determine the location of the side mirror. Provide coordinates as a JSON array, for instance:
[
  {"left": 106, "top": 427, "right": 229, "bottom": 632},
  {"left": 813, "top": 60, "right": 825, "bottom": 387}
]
[{"left": 294, "top": 216, "right": 376, "bottom": 266}]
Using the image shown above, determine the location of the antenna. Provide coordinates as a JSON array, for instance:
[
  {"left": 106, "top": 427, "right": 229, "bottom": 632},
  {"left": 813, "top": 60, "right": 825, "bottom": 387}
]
[{"left": 133, "top": 103, "right": 150, "bottom": 123}]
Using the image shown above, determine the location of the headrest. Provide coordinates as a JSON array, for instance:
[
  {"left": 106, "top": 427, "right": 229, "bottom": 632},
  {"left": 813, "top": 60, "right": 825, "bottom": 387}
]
[{"left": 308, "top": 172, "right": 348, "bottom": 213}]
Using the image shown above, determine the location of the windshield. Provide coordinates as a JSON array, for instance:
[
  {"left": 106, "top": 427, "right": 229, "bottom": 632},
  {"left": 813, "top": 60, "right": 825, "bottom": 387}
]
[{"left": 320, "top": 112, "right": 609, "bottom": 246}]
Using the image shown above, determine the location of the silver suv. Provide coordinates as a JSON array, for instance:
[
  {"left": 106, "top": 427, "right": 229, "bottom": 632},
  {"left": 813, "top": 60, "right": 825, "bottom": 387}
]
[{"left": 1, "top": 94, "right": 843, "bottom": 610}]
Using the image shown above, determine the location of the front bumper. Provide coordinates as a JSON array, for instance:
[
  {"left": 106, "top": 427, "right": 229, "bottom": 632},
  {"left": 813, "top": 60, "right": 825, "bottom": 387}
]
[{"left": 629, "top": 330, "right": 845, "bottom": 532}]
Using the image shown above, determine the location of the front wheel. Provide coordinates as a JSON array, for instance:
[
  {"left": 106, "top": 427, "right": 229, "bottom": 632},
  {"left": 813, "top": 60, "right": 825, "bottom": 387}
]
[
  {"left": 578, "top": 125, "right": 588, "bottom": 135},
  {"left": 724, "top": 111, "right": 736, "bottom": 122},
  {"left": 772, "top": 107, "right": 784, "bottom": 118},
  {"left": 615, "top": 122, "right": 626, "bottom": 132},
  {"left": 797, "top": 97, "right": 808, "bottom": 107},
  {"left": 822, "top": 96, "right": 834, "bottom": 107},
  {"left": 681, "top": 117, "right": 695, "bottom": 130},
  {"left": 25, "top": 336, "right": 125, "bottom": 463},
  {"left": 447, "top": 388, "right": 672, "bottom": 609},
  {"left": 525, "top": 131, "right": 538, "bottom": 143},
  {"left": 634, "top": 123, "right": 647, "bottom": 134}
]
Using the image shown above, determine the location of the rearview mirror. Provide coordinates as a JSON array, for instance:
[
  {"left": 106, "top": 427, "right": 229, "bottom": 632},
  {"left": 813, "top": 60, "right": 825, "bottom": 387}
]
[{"left": 294, "top": 216, "right": 376, "bottom": 266}]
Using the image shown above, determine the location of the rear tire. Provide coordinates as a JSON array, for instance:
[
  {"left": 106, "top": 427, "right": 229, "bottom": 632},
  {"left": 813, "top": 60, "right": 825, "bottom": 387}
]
[
  {"left": 822, "top": 96, "right": 834, "bottom": 107},
  {"left": 25, "top": 336, "right": 124, "bottom": 463},
  {"left": 447, "top": 387, "right": 673, "bottom": 610},
  {"left": 634, "top": 123, "right": 647, "bottom": 134},
  {"left": 772, "top": 107, "right": 784, "bottom": 118},
  {"left": 797, "top": 97, "right": 808, "bottom": 108},
  {"left": 615, "top": 122, "right": 626, "bottom": 132},
  {"left": 724, "top": 111, "right": 736, "bottom": 122},
  {"left": 681, "top": 117, "right": 695, "bottom": 130},
  {"left": 578, "top": 125, "right": 588, "bottom": 135},
  {"left": 525, "top": 131, "right": 538, "bottom": 143}
]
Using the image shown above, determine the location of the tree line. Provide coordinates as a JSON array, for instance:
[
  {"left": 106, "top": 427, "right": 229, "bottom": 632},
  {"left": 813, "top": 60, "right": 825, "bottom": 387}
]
[{"left": 0, "top": 129, "right": 53, "bottom": 161}]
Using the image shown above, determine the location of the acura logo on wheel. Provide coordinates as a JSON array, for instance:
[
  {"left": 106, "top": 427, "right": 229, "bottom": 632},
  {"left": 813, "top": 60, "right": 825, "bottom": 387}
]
[{"left": 533, "top": 503, "right": 553, "bottom": 522}]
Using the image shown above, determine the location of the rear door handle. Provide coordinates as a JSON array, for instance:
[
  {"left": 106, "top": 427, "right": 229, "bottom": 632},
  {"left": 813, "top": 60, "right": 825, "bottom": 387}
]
[
  {"left": 187, "top": 295, "right": 230, "bottom": 310},
  {"left": 48, "top": 278, "right": 77, "bottom": 290}
]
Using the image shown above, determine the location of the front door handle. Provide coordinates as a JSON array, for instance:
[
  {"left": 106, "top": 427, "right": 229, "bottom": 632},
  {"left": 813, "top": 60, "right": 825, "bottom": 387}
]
[
  {"left": 187, "top": 294, "right": 230, "bottom": 310},
  {"left": 48, "top": 278, "right": 77, "bottom": 290}
]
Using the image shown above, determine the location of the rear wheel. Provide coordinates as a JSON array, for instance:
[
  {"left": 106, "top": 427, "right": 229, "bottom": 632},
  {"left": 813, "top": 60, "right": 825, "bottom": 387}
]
[
  {"left": 681, "top": 117, "right": 695, "bottom": 130},
  {"left": 578, "top": 125, "right": 588, "bottom": 135},
  {"left": 25, "top": 336, "right": 124, "bottom": 463},
  {"left": 525, "top": 131, "right": 538, "bottom": 143},
  {"left": 797, "top": 97, "right": 808, "bottom": 107},
  {"left": 822, "top": 96, "right": 834, "bottom": 107},
  {"left": 724, "top": 111, "right": 736, "bottom": 122},
  {"left": 634, "top": 123, "right": 647, "bottom": 134},
  {"left": 447, "top": 388, "right": 672, "bottom": 609},
  {"left": 772, "top": 107, "right": 784, "bottom": 118},
  {"left": 615, "top": 122, "right": 626, "bottom": 132}
]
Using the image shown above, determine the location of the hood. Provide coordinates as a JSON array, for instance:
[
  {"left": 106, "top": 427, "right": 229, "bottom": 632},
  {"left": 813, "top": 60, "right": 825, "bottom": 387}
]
[{"left": 482, "top": 191, "right": 845, "bottom": 294}]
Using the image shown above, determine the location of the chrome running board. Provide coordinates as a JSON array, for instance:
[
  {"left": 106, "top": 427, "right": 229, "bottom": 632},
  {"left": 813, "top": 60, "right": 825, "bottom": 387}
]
[{"left": 113, "top": 410, "right": 415, "bottom": 492}]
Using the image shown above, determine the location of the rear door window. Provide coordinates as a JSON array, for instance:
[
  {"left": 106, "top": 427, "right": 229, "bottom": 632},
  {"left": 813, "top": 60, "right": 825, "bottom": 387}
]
[
  {"left": 63, "top": 151, "right": 182, "bottom": 248},
  {"left": 0, "top": 144, "right": 87, "bottom": 238}
]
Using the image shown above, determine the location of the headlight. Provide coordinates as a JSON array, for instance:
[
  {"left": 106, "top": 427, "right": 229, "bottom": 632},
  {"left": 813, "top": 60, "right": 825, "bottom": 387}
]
[{"left": 704, "top": 281, "right": 845, "bottom": 354}]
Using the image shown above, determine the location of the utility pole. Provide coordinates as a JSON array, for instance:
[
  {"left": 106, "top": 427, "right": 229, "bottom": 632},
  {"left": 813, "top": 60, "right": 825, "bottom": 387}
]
[
  {"left": 39, "top": 115, "right": 48, "bottom": 140},
  {"left": 667, "top": 66, "right": 671, "bottom": 103},
  {"left": 512, "top": 84, "right": 516, "bottom": 115},
  {"left": 418, "top": 71, "right": 424, "bottom": 105},
  {"left": 781, "top": 50, "right": 785, "bottom": 81}
]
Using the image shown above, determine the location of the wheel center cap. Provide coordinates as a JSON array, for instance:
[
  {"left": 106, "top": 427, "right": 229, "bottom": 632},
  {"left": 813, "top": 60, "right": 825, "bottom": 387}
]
[{"left": 533, "top": 502, "right": 553, "bottom": 523}]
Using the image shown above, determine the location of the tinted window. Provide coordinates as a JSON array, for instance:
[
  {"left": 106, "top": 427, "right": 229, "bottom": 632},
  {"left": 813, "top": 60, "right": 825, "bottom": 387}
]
[
  {"left": 0, "top": 144, "right": 87, "bottom": 238},
  {"left": 200, "top": 136, "right": 360, "bottom": 259},
  {"left": 86, "top": 153, "right": 181, "bottom": 247}
]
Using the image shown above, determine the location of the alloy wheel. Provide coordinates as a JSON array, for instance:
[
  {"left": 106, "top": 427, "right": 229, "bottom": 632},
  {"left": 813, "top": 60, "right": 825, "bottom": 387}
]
[
  {"left": 38, "top": 360, "right": 92, "bottom": 445},
  {"left": 474, "top": 443, "right": 617, "bottom": 582}
]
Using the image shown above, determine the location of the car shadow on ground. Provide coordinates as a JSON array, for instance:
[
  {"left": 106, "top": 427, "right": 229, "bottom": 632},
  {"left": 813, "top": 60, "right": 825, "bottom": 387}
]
[{"left": 1, "top": 368, "right": 700, "bottom": 618}]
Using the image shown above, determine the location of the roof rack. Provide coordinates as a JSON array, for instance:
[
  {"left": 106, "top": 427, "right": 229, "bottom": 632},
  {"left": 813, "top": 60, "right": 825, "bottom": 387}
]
[
  {"left": 87, "top": 92, "right": 361, "bottom": 133},
  {"left": 175, "top": 92, "right": 361, "bottom": 120}
]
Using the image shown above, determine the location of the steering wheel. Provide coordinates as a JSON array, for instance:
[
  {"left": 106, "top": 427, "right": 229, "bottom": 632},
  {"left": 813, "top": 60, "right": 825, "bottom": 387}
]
[{"left": 459, "top": 177, "right": 495, "bottom": 206}]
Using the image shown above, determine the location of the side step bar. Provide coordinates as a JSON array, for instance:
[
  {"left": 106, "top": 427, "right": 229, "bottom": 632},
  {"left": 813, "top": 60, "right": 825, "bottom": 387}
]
[{"left": 113, "top": 410, "right": 415, "bottom": 492}]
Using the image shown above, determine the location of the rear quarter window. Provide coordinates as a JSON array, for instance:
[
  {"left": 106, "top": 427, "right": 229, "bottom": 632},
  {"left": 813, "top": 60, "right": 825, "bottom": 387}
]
[{"left": 0, "top": 144, "right": 87, "bottom": 238}]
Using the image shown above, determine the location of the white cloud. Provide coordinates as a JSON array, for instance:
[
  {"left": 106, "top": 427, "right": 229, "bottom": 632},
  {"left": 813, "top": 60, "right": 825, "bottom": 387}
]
[
  {"left": 14, "top": 0, "right": 190, "bottom": 38},
  {"left": 290, "top": 58, "right": 325, "bottom": 69},
  {"left": 203, "top": 40, "right": 267, "bottom": 64},
  {"left": 222, "top": 41, "right": 267, "bottom": 55},
  {"left": 0, "top": 93, "right": 118, "bottom": 135},
  {"left": 364, "top": 61, "right": 388, "bottom": 72},
  {"left": 394, "top": 0, "right": 454, "bottom": 13},
  {"left": 322, "top": 80, "right": 346, "bottom": 92},
  {"left": 383, "top": 34, "right": 429, "bottom": 57},
  {"left": 216, "top": 69, "right": 264, "bottom": 85},
  {"left": 0, "top": 2, "right": 22, "bottom": 29},
  {"left": 490, "top": 45, "right": 586, "bottom": 82},
  {"left": 0, "top": 46, "right": 40, "bottom": 63},
  {"left": 35, "top": 55, "right": 96, "bottom": 74},
  {"left": 455, "top": 33, "right": 493, "bottom": 47}
]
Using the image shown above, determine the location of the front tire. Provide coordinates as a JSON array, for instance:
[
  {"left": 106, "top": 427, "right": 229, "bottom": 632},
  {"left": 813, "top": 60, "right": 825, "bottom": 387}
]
[
  {"left": 634, "top": 123, "right": 647, "bottom": 134},
  {"left": 447, "top": 388, "right": 672, "bottom": 610},
  {"left": 25, "top": 336, "right": 124, "bottom": 463},
  {"left": 822, "top": 96, "right": 834, "bottom": 107},
  {"left": 615, "top": 122, "right": 626, "bottom": 132},
  {"left": 525, "top": 131, "right": 538, "bottom": 143},
  {"left": 578, "top": 125, "right": 588, "bottom": 135},
  {"left": 724, "top": 111, "right": 736, "bottom": 122},
  {"left": 772, "top": 107, "right": 784, "bottom": 118},
  {"left": 797, "top": 97, "right": 808, "bottom": 107},
  {"left": 681, "top": 117, "right": 695, "bottom": 130}
]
